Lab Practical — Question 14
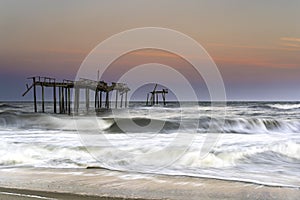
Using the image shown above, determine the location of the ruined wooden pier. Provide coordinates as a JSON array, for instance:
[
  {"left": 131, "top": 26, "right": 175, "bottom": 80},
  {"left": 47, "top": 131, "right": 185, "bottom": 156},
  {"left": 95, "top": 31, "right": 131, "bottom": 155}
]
[
  {"left": 22, "top": 76, "right": 130, "bottom": 115},
  {"left": 146, "top": 84, "right": 168, "bottom": 106}
]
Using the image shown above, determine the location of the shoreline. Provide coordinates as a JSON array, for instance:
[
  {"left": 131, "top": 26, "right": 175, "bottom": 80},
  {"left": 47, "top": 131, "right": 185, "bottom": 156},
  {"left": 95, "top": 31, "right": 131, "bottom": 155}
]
[
  {"left": 0, "top": 187, "right": 152, "bottom": 200},
  {"left": 0, "top": 167, "right": 299, "bottom": 200}
]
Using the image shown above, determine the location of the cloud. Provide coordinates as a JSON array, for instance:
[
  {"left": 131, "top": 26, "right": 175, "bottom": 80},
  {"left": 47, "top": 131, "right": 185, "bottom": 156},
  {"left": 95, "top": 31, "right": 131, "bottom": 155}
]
[
  {"left": 131, "top": 50, "right": 178, "bottom": 58},
  {"left": 214, "top": 56, "right": 299, "bottom": 69},
  {"left": 281, "top": 43, "right": 300, "bottom": 48},
  {"left": 279, "top": 37, "right": 300, "bottom": 49},
  {"left": 42, "top": 48, "right": 88, "bottom": 55},
  {"left": 208, "top": 43, "right": 300, "bottom": 52},
  {"left": 280, "top": 37, "right": 300, "bottom": 43}
]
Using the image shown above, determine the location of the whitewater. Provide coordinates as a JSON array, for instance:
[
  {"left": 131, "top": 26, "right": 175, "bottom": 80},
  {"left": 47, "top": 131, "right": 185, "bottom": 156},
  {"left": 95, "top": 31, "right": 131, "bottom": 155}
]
[{"left": 0, "top": 101, "right": 300, "bottom": 188}]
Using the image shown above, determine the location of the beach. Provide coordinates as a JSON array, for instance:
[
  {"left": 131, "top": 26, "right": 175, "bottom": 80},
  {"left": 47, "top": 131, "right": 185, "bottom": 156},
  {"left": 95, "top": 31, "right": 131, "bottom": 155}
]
[{"left": 0, "top": 167, "right": 299, "bottom": 200}]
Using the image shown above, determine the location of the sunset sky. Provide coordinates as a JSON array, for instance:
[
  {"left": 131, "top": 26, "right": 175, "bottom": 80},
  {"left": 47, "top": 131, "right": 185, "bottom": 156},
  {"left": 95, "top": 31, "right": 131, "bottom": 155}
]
[{"left": 1, "top": 0, "right": 300, "bottom": 101}]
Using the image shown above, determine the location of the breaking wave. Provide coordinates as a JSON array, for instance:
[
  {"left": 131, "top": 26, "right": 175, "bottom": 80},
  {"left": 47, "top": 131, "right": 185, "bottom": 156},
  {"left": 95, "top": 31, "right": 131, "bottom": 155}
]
[
  {"left": 0, "top": 111, "right": 113, "bottom": 131},
  {"left": 267, "top": 103, "right": 300, "bottom": 110},
  {"left": 1, "top": 102, "right": 300, "bottom": 187},
  {"left": 1, "top": 110, "right": 300, "bottom": 135}
]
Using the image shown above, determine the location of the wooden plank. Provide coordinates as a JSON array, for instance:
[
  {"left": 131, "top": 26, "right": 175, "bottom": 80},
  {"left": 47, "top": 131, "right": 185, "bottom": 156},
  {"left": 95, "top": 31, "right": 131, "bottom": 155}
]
[{"left": 22, "top": 84, "right": 34, "bottom": 96}]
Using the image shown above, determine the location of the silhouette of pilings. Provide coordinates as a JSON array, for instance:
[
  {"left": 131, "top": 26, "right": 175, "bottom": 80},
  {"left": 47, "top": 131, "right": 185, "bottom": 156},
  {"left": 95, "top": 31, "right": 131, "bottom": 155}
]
[
  {"left": 113, "top": 82, "right": 130, "bottom": 109},
  {"left": 22, "top": 76, "right": 130, "bottom": 114},
  {"left": 146, "top": 84, "right": 168, "bottom": 106}
]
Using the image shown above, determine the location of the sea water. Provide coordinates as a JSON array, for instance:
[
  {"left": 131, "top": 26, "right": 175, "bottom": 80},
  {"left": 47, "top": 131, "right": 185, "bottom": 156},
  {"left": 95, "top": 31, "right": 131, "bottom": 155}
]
[{"left": 0, "top": 101, "right": 300, "bottom": 187}]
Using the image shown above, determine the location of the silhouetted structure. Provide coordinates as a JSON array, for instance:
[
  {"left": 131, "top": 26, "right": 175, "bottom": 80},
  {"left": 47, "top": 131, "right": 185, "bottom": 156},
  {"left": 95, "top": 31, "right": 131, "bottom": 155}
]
[
  {"left": 22, "top": 76, "right": 130, "bottom": 115},
  {"left": 146, "top": 84, "right": 168, "bottom": 106}
]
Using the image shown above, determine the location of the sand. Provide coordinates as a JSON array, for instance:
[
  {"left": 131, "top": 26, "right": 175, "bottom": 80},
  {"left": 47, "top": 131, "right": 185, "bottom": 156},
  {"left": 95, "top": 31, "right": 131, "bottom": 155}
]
[{"left": 0, "top": 167, "right": 299, "bottom": 200}]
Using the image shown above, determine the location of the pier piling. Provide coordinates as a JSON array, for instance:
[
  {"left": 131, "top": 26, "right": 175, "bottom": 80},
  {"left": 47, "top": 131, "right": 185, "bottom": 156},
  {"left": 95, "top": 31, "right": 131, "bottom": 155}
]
[
  {"left": 99, "top": 91, "right": 102, "bottom": 108},
  {"left": 58, "top": 87, "right": 62, "bottom": 113},
  {"left": 53, "top": 83, "right": 56, "bottom": 113},
  {"left": 115, "top": 90, "right": 118, "bottom": 108},
  {"left": 74, "top": 87, "right": 79, "bottom": 113},
  {"left": 41, "top": 84, "right": 45, "bottom": 113},
  {"left": 33, "top": 77, "right": 37, "bottom": 112},
  {"left": 68, "top": 87, "right": 71, "bottom": 115},
  {"left": 125, "top": 91, "right": 128, "bottom": 108},
  {"left": 86, "top": 88, "right": 89, "bottom": 111}
]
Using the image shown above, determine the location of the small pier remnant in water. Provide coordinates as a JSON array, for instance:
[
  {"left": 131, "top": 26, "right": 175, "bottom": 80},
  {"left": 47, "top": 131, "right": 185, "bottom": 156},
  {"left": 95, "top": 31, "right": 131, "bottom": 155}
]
[
  {"left": 22, "top": 76, "right": 130, "bottom": 114},
  {"left": 146, "top": 84, "right": 168, "bottom": 106}
]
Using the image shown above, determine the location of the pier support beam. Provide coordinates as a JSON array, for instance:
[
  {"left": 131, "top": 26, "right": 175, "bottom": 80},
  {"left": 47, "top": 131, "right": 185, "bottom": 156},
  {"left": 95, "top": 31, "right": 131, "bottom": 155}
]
[
  {"left": 59, "top": 87, "right": 62, "bottom": 114},
  {"left": 33, "top": 77, "right": 37, "bottom": 112},
  {"left": 86, "top": 88, "right": 89, "bottom": 112},
  {"left": 65, "top": 87, "right": 68, "bottom": 112},
  {"left": 146, "top": 93, "right": 149, "bottom": 106},
  {"left": 53, "top": 84, "right": 56, "bottom": 113},
  {"left": 125, "top": 91, "right": 128, "bottom": 108},
  {"left": 99, "top": 91, "right": 102, "bottom": 108},
  {"left": 152, "top": 93, "right": 155, "bottom": 105},
  {"left": 61, "top": 87, "right": 65, "bottom": 114},
  {"left": 115, "top": 90, "right": 118, "bottom": 108},
  {"left": 68, "top": 87, "right": 71, "bottom": 115},
  {"left": 94, "top": 89, "right": 98, "bottom": 109},
  {"left": 42, "top": 84, "right": 45, "bottom": 113},
  {"left": 96, "top": 90, "right": 102, "bottom": 109},
  {"left": 120, "top": 93, "right": 123, "bottom": 108},
  {"left": 74, "top": 87, "right": 79, "bottom": 113},
  {"left": 105, "top": 91, "right": 109, "bottom": 109}
]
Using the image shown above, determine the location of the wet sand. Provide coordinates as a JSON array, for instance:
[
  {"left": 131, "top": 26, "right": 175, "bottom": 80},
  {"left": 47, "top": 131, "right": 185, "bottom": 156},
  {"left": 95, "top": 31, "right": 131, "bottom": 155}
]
[
  {"left": 0, "top": 187, "right": 152, "bottom": 200},
  {"left": 0, "top": 167, "right": 299, "bottom": 200}
]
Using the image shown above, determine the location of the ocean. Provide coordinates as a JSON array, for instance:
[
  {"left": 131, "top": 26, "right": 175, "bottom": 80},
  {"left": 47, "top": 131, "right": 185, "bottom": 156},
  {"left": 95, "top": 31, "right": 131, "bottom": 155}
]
[{"left": 0, "top": 101, "right": 300, "bottom": 188}]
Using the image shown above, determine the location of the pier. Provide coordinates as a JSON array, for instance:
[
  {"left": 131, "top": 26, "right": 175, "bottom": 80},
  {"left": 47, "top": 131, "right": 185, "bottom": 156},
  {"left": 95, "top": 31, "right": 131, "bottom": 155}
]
[
  {"left": 146, "top": 84, "right": 168, "bottom": 106},
  {"left": 22, "top": 76, "right": 130, "bottom": 115}
]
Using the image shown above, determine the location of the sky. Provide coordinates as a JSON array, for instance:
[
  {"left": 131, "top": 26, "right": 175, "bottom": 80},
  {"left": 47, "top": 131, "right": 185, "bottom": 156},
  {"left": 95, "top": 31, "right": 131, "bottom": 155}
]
[{"left": 0, "top": 0, "right": 300, "bottom": 101}]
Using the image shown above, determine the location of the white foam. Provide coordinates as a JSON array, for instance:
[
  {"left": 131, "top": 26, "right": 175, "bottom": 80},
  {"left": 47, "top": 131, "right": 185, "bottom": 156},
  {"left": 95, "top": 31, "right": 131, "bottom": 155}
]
[
  {"left": 1, "top": 102, "right": 300, "bottom": 187},
  {"left": 271, "top": 141, "right": 300, "bottom": 159},
  {"left": 268, "top": 103, "right": 300, "bottom": 110}
]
